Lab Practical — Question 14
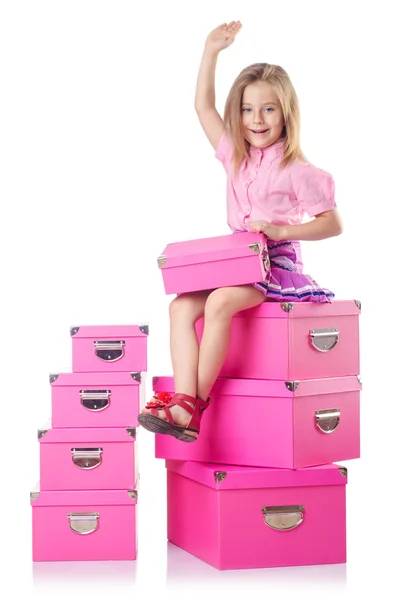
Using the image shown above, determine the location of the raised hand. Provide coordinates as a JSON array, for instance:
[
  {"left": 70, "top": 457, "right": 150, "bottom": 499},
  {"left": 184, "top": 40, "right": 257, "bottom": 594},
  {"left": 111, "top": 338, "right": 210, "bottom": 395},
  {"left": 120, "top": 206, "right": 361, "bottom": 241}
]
[{"left": 205, "top": 21, "right": 242, "bottom": 53}]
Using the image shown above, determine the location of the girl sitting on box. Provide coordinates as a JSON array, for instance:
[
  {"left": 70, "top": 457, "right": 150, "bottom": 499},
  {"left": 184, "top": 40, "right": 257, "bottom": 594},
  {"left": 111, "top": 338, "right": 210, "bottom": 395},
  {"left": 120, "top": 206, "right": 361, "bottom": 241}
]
[{"left": 138, "top": 21, "right": 342, "bottom": 442}]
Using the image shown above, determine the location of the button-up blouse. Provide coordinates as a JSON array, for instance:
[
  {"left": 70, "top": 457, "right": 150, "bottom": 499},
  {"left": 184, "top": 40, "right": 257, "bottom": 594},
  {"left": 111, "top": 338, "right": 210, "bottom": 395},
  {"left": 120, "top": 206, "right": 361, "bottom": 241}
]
[{"left": 215, "top": 132, "right": 337, "bottom": 271}]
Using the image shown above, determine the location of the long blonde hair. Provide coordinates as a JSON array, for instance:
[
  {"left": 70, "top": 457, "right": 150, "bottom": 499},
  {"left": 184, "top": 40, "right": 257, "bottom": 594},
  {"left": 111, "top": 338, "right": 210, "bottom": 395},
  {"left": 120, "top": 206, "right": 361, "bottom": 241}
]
[{"left": 224, "top": 63, "right": 306, "bottom": 170}]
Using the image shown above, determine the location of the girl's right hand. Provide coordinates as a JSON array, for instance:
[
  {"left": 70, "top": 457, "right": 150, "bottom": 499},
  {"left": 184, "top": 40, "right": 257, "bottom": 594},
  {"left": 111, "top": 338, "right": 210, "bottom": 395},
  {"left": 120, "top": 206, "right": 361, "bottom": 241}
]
[{"left": 205, "top": 21, "right": 242, "bottom": 53}]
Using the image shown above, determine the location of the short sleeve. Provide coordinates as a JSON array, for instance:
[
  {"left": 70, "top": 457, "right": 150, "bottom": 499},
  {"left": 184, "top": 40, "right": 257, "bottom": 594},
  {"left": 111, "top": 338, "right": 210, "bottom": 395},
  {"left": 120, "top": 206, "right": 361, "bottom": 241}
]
[
  {"left": 215, "top": 130, "right": 234, "bottom": 170},
  {"left": 291, "top": 162, "right": 337, "bottom": 217}
]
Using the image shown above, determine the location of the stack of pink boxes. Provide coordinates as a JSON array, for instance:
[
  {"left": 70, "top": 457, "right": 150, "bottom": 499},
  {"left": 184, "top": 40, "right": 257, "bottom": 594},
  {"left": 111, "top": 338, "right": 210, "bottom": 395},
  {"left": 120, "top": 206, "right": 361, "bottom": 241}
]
[
  {"left": 30, "top": 324, "right": 148, "bottom": 562},
  {"left": 154, "top": 232, "right": 361, "bottom": 570}
]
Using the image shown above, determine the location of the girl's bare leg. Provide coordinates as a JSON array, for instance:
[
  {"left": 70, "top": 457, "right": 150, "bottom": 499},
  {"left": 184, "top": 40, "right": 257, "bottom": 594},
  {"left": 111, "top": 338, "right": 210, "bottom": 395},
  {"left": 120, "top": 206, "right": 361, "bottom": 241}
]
[
  {"left": 140, "top": 290, "right": 210, "bottom": 415},
  {"left": 141, "top": 285, "right": 265, "bottom": 427},
  {"left": 170, "top": 290, "right": 212, "bottom": 396},
  {"left": 196, "top": 285, "right": 264, "bottom": 402}
]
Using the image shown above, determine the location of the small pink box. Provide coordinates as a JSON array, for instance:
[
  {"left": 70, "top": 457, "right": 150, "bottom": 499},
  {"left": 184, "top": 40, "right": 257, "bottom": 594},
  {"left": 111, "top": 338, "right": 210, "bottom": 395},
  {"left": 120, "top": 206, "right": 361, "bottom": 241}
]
[
  {"left": 158, "top": 231, "right": 269, "bottom": 295},
  {"left": 154, "top": 375, "right": 361, "bottom": 469},
  {"left": 167, "top": 460, "right": 347, "bottom": 570},
  {"left": 50, "top": 371, "right": 145, "bottom": 428},
  {"left": 31, "top": 483, "right": 138, "bottom": 561},
  {"left": 38, "top": 421, "right": 137, "bottom": 490},
  {"left": 70, "top": 324, "right": 148, "bottom": 373},
  {"left": 196, "top": 299, "right": 361, "bottom": 380}
]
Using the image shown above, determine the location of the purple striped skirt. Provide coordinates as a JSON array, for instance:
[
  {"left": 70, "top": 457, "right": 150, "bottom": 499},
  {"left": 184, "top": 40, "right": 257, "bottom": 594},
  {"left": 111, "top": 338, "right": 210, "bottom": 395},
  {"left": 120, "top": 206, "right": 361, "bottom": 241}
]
[{"left": 253, "top": 240, "right": 334, "bottom": 303}]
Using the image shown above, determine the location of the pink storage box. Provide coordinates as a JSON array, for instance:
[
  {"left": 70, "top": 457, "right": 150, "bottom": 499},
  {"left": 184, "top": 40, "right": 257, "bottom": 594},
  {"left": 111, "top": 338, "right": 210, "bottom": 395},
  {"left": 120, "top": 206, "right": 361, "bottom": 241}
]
[
  {"left": 158, "top": 231, "right": 269, "bottom": 295},
  {"left": 30, "top": 483, "right": 138, "bottom": 561},
  {"left": 196, "top": 299, "right": 361, "bottom": 380},
  {"left": 167, "top": 460, "right": 347, "bottom": 570},
  {"left": 70, "top": 324, "right": 148, "bottom": 373},
  {"left": 38, "top": 420, "right": 137, "bottom": 491},
  {"left": 50, "top": 371, "right": 145, "bottom": 428},
  {"left": 154, "top": 375, "right": 361, "bottom": 469}
]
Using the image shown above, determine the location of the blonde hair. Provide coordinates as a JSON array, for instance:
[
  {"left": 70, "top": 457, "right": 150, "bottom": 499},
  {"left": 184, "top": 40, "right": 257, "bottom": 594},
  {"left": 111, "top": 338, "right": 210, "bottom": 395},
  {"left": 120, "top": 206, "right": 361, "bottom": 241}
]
[{"left": 224, "top": 63, "right": 306, "bottom": 170}]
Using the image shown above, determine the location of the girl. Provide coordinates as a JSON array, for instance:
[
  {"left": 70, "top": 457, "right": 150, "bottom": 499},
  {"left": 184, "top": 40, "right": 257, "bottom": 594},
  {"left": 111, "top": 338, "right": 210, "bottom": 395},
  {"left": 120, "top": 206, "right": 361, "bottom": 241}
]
[{"left": 138, "top": 21, "right": 343, "bottom": 442}]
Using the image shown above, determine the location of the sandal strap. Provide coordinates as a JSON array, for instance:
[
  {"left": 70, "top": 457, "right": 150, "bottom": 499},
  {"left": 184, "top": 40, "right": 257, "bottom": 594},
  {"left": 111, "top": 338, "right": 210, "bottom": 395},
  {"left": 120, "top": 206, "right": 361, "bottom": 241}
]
[
  {"left": 169, "top": 397, "right": 194, "bottom": 415},
  {"left": 195, "top": 396, "right": 211, "bottom": 411},
  {"left": 145, "top": 392, "right": 211, "bottom": 435},
  {"left": 171, "top": 393, "right": 211, "bottom": 433},
  {"left": 163, "top": 405, "right": 175, "bottom": 424},
  {"left": 168, "top": 393, "right": 196, "bottom": 411}
]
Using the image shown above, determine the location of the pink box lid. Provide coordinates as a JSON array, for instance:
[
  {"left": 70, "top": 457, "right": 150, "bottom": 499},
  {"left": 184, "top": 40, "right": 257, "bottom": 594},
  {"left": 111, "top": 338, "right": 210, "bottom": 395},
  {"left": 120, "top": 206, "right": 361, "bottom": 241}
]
[
  {"left": 70, "top": 324, "right": 149, "bottom": 338},
  {"left": 232, "top": 299, "right": 361, "bottom": 319},
  {"left": 30, "top": 481, "right": 139, "bottom": 506},
  {"left": 50, "top": 372, "right": 143, "bottom": 387},
  {"left": 153, "top": 375, "right": 362, "bottom": 398},
  {"left": 37, "top": 419, "right": 136, "bottom": 443},
  {"left": 166, "top": 460, "right": 348, "bottom": 490},
  {"left": 159, "top": 231, "right": 266, "bottom": 268}
]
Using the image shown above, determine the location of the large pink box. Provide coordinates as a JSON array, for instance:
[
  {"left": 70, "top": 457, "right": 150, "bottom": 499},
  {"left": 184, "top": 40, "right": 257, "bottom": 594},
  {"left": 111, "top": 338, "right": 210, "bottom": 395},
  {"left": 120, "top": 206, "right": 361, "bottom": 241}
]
[
  {"left": 70, "top": 324, "right": 148, "bottom": 373},
  {"left": 31, "top": 483, "right": 138, "bottom": 561},
  {"left": 167, "top": 460, "right": 347, "bottom": 570},
  {"left": 158, "top": 231, "right": 269, "bottom": 295},
  {"left": 38, "top": 421, "right": 137, "bottom": 490},
  {"left": 196, "top": 299, "right": 360, "bottom": 380},
  {"left": 154, "top": 375, "right": 361, "bottom": 469},
  {"left": 50, "top": 371, "right": 145, "bottom": 428}
]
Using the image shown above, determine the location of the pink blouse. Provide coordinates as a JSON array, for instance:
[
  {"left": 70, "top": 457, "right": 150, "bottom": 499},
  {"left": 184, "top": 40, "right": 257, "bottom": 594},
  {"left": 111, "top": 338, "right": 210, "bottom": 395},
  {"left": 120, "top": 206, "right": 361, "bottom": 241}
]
[{"left": 215, "top": 132, "right": 337, "bottom": 271}]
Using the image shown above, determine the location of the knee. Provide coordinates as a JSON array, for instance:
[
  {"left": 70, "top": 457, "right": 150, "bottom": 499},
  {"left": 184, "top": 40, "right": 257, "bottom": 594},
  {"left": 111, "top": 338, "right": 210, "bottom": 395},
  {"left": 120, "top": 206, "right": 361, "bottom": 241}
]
[
  {"left": 204, "top": 288, "right": 236, "bottom": 321},
  {"left": 169, "top": 294, "right": 204, "bottom": 323}
]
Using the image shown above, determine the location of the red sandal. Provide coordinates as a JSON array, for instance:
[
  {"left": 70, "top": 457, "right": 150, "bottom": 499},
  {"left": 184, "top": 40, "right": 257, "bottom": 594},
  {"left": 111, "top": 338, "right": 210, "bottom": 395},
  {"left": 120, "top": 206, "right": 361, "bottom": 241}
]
[{"left": 137, "top": 392, "right": 211, "bottom": 443}]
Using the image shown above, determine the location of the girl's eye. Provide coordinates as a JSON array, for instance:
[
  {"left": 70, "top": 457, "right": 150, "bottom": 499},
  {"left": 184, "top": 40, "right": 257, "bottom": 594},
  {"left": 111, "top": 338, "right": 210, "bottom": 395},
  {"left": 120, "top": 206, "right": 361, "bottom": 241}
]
[{"left": 241, "top": 107, "right": 274, "bottom": 112}]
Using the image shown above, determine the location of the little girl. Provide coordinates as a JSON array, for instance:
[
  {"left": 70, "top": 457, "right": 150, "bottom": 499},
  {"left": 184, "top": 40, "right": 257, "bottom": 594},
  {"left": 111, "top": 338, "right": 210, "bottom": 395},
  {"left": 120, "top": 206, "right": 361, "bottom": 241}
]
[{"left": 138, "top": 21, "right": 343, "bottom": 442}]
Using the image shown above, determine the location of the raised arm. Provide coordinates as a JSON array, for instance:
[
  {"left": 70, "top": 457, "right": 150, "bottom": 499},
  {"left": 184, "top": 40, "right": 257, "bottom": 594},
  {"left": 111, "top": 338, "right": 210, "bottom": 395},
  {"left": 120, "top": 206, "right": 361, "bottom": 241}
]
[{"left": 194, "top": 21, "right": 242, "bottom": 150}]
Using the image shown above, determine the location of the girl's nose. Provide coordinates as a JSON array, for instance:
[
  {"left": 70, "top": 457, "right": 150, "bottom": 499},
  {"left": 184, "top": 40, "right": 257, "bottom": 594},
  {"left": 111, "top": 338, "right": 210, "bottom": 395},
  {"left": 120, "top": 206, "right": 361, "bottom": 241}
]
[{"left": 253, "top": 112, "right": 265, "bottom": 124}]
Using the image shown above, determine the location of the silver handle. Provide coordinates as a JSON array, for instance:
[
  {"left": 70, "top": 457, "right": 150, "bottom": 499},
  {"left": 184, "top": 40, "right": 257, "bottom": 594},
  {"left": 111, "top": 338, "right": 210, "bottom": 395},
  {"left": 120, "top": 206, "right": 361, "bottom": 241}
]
[
  {"left": 68, "top": 512, "right": 100, "bottom": 535},
  {"left": 315, "top": 408, "right": 340, "bottom": 433},
  {"left": 261, "top": 505, "right": 304, "bottom": 531},
  {"left": 79, "top": 390, "right": 111, "bottom": 411},
  {"left": 94, "top": 340, "right": 125, "bottom": 362},
  {"left": 71, "top": 447, "right": 103, "bottom": 469},
  {"left": 310, "top": 328, "right": 339, "bottom": 352}
]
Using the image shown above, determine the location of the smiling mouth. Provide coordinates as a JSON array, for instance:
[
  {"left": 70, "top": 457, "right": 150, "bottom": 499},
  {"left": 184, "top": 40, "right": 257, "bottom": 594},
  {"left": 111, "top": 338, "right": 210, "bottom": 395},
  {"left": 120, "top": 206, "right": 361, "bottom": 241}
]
[{"left": 250, "top": 129, "right": 269, "bottom": 135}]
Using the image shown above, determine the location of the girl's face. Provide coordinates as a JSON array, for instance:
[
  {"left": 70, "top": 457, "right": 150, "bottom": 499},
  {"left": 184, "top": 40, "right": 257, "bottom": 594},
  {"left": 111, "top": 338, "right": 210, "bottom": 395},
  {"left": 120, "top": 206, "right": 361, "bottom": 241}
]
[{"left": 241, "top": 81, "right": 285, "bottom": 149}]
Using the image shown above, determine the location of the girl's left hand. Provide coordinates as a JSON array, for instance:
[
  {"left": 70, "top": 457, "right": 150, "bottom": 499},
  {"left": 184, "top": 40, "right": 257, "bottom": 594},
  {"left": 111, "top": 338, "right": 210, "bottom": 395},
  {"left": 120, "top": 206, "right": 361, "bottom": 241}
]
[{"left": 248, "top": 220, "right": 284, "bottom": 241}]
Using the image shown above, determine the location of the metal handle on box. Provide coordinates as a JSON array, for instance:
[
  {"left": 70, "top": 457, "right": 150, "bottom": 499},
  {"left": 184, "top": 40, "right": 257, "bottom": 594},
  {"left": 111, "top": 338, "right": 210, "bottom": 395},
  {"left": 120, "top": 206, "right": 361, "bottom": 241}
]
[
  {"left": 68, "top": 512, "right": 100, "bottom": 534},
  {"left": 315, "top": 408, "right": 340, "bottom": 433},
  {"left": 261, "top": 505, "right": 304, "bottom": 531},
  {"left": 94, "top": 340, "right": 125, "bottom": 362},
  {"left": 71, "top": 448, "right": 103, "bottom": 469},
  {"left": 309, "top": 328, "right": 339, "bottom": 352},
  {"left": 79, "top": 390, "right": 111, "bottom": 411}
]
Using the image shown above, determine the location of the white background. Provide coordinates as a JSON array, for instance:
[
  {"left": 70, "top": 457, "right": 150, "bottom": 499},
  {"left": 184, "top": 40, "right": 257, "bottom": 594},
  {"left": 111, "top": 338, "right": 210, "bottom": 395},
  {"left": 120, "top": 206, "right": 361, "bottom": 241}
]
[{"left": 0, "top": 0, "right": 395, "bottom": 598}]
